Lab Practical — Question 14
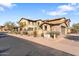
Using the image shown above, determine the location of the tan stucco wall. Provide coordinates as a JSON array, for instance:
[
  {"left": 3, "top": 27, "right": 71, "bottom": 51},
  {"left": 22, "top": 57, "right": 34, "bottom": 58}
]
[
  {"left": 19, "top": 18, "right": 70, "bottom": 37},
  {"left": 20, "top": 19, "right": 29, "bottom": 25},
  {"left": 36, "top": 21, "right": 43, "bottom": 26},
  {"left": 51, "top": 25, "right": 60, "bottom": 32}
]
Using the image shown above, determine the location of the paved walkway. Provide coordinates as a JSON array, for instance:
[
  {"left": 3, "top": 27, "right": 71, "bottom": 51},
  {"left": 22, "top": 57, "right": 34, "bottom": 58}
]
[{"left": 8, "top": 34, "right": 79, "bottom": 56}]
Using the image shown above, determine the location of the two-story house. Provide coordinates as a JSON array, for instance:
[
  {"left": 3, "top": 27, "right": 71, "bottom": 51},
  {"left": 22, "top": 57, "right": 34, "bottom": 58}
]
[{"left": 18, "top": 17, "right": 70, "bottom": 37}]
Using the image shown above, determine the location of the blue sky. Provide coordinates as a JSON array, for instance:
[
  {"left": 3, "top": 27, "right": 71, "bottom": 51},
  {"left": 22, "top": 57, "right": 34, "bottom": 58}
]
[{"left": 0, "top": 3, "right": 79, "bottom": 26}]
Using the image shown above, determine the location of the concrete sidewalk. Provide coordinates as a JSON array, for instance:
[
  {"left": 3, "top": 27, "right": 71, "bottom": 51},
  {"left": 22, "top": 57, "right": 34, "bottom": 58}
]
[{"left": 8, "top": 34, "right": 79, "bottom": 56}]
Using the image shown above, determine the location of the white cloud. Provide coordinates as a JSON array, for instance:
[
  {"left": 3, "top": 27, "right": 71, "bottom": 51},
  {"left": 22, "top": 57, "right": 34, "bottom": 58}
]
[
  {"left": 0, "top": 3, "right": 16, "bottom": 8},
  {"left": 26, "top": 16, "right": 31, "bottom": 19},
  {"left": 69, "top": 3, "right": 77, "bottom": 6},
  {"left": 48, "top": 11, "right": 67, "bottom": 16},
  {"left": 0, "top": 3, "right": 16, "bottom": 11},
  {"left": 0, "top": 7, "right": 4, "bottom": 11},
  {"left": 41, "top": 9, "right": 46, "bottom": 13},
  {"left": 47, "top": 3, "right": 79, "bottom": 16},
  {"left": 58, "top": 5, "right": 75, "bottom": 11}
]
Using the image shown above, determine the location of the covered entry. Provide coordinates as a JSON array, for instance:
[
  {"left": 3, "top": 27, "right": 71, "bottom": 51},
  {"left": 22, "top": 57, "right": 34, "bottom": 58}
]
[{"left": 61, "top": 26, "right": 65, "bottom": 35}]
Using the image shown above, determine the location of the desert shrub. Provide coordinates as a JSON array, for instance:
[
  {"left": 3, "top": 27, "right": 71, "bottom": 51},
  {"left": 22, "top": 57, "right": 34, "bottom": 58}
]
[
  {"left": 23, "top": 31, "right": 28, "bottom": 35},
  {"left": 47, "top": 31, "right": 60, "bottom": 38},
  {"left": 41, "top": 33, "right": 44, "bottom": 37},
  {"left": 11, "top": 30, "right": 20, "bottom": 34},
  {"left": 33, "top": 30, "right": 37, "bottom": 37}
]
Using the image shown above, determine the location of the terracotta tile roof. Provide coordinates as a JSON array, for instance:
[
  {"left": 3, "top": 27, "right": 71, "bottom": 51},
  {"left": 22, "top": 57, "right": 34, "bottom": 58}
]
[
  {"left": 19, "top": 18, "right": 36, "bottom": 22},
  {"left": 19, "top": 17, "right": 70, "bottom": 26},
  {"left": 39, "top": 22, "right": 62, "bottom": 27}
]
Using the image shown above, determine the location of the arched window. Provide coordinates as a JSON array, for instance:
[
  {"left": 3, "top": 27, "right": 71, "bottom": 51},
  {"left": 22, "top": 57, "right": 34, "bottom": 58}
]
[{"left": 45, "top": 26, "right": 47, "bottom": 30}]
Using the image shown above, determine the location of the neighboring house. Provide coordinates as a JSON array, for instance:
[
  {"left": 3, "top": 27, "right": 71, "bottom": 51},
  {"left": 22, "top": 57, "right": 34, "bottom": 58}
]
[
  {"left": 0, "top": 26, "right": 4, "bottom": 31},
  {"left": 18, "top": 17, "right": 70, "bottom": 37},
  {"left": 0, "top": 26, "right": 10, "bottom": 32}
]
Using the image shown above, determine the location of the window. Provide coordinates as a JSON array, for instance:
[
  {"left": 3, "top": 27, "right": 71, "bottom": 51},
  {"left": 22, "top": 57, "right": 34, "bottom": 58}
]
[
  {"left": 30, "top": 22, "right": 32, "bottom": 25},
  {"left": 38, "top": 22, "right": 39, "bottom": 25},
  {"left": 45, "top": 26, "right": 47, "bottom": 30},
  {"left": 27, "top": 27, "right": 33, "bottom": 31},
  {"left": 28, "top": 21, "right": 30, "bottom": 24}
]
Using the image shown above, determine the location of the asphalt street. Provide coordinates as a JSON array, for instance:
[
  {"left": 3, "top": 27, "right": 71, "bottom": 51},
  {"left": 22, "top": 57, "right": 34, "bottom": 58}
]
[{"left": 0, "top": 32, "right": 73, "bottom": 56}]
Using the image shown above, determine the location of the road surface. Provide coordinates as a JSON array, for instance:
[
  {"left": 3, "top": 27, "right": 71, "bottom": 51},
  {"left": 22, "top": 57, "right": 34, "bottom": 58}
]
[{"left": 0, "top": 32, "right": 73, "bottom": 56}]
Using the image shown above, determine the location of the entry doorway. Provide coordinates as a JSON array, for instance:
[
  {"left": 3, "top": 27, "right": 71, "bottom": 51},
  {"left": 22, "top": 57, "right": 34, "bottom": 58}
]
[{"left": 61, "top": 26, "right": 65, "bottom": 35}]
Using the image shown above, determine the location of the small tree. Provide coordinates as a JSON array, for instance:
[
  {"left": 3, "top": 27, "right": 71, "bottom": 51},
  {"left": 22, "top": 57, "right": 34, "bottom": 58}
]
[
  {"left": 18, "top": 22, "right": 26, "bottom": 34},
  {"left": 4, "top": 21, "right": 16, "bottom": 32},
  {"left": 47, "top": 31, "right": 60, "bottom": 39},
  {"left": 72, "top": 23, "right": 79, "bottom": 33}
]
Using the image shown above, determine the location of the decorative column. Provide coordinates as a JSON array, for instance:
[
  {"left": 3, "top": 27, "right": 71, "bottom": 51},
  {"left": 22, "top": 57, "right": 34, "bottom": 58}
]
[{"left": 65, "top": 27, "right": 68, "bottom": 35}]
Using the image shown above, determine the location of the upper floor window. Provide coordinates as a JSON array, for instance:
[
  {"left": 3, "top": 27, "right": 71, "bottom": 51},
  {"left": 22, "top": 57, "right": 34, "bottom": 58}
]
[{"left": 28, "top": 21, "right": 30, "bottom": 24}]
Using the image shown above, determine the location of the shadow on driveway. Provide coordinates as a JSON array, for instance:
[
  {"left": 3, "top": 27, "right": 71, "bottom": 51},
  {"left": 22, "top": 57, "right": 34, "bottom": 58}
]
[
  {"left": 0, "top": 32, "right": 74, "bottom": 56},
  {"left": 64, "top": 34, "right": 79, "bottom": 41}
]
